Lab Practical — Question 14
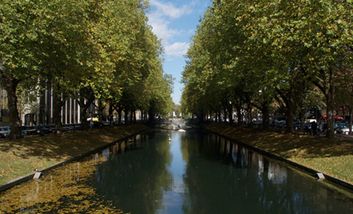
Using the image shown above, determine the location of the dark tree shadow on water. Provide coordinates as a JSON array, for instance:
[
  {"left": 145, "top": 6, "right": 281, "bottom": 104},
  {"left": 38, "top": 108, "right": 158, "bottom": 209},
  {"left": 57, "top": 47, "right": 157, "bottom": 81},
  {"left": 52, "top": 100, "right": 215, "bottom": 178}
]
[{"left": 92, "top": 132, "right": 173, "bottom": 214}]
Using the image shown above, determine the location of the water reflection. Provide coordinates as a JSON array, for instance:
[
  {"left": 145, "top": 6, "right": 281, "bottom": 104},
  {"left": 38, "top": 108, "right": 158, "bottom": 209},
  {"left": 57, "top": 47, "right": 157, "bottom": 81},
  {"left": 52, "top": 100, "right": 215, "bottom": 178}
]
[
  {"left": 93, "top": 132, "right": 173, "bottom": 214},
  {"left": 182, "top": 132, "right": 353, "bottom": 214},
  {"left": 1, "top": 131, "right": 353, "bottom": 214}
]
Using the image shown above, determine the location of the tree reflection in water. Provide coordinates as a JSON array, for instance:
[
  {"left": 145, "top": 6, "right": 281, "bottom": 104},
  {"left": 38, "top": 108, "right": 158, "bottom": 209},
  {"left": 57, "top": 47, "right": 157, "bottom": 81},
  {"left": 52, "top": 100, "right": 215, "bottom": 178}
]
[
  {"left": 92, "top": 132, "right": 173, "bottom": 214},
  {"left": 1, "top": 131, "right": 353, "bottom": 214},
  {"left": 181, "top": 131, "right": 353, "bottom": 214}
]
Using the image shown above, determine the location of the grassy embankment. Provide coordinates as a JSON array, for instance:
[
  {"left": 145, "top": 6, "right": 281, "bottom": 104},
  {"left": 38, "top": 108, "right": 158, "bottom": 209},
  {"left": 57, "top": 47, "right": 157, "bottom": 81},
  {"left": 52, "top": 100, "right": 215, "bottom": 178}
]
[
  {"left": 206, "top": 123, "right": 353, "bottom": 184},
  {"left": 0, "top": 124, "right": 147, "bottom": 185}
]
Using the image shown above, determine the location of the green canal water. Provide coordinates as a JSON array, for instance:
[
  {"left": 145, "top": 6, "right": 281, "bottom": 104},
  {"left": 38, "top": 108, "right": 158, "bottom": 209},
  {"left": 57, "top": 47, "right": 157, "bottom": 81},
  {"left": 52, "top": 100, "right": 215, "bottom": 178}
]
[{"left": 1, "top": 130, "right": 353, "bottom": 213}]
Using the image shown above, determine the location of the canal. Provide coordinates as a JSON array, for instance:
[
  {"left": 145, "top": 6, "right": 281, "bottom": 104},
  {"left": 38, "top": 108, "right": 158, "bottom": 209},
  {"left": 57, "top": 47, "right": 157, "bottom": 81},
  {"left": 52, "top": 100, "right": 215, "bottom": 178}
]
[{"left": 1, "top": 130, "right": 353, "bottom": 213}]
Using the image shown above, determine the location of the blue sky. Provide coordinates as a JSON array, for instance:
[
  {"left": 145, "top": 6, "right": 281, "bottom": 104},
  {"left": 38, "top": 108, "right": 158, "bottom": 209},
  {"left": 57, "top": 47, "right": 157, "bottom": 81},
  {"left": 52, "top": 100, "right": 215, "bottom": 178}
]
[{"left": 147, "top": 0, "right": 211, "bottom": 104}]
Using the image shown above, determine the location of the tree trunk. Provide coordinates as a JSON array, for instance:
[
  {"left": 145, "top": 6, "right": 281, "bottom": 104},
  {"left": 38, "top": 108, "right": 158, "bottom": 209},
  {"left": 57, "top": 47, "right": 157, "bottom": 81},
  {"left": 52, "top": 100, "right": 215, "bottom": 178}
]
[
  {"left": 46, "top": 80, "right": 52, "bottom": 125},
  {"left": 124, "top": 110, "right": 128, "bottom": 124},
  {"left": 118, "top": 109, "right": 122, "bottom": 124},
  {"left": 200, "top": 112, "right": 205, "bottom": 122},
  {"left": 98, "top": 99, "right": 104, "bottom": 122},
  {"left": 2, "top": 76, "right": 21, "bottom": 139},
  {"left": 326, "top": 69, "right": 335, "bottom": 138},
  {"left": 261, "top": 103, "right": 270, "bottom": 130},
  {"left": 286, "top": 99, "right": 294, "bottom": 133},
  {"left": 326, "top": 96, "right": 334, "bottom": 138},
  {"left": 78, "top": 87, "right": 95, "bottom": 129},
  {"left": 148, "top": 108, "right": 155, "bottom": 123},
  {"left": 130, "top": 110, "right": 133, "bottom": 123},
  {"left": 236, "top": 106, "right": 242, "bottom": 125},
  {"left": 80, "top": 104, "right": 89, "bottom": 128},
  {"left": 53, "top": 89, "right": 63, "bottom": 130},
  {"left": 348, "top": 107, "right": 352, "bottom": 135},
  {"left": 247, "top": 104, "right": 253, "bottom": 125},
  {"left": 79, "top": 99, "right": 90, "bottom": 128},
  {"left": 144, "top": 111, "right": 148, "bottom": 121},
  {"left": 108, "top": 101, "right": 113, "bottom": 125},
  {"left": 227, "top": 105, "right": 233, "bottom": 124},
  {"left": 39, "top": 79, "right": 46, "bottom": 125},
  {"left": 223, "top": 108, "right": 227, "bottom": 122}
]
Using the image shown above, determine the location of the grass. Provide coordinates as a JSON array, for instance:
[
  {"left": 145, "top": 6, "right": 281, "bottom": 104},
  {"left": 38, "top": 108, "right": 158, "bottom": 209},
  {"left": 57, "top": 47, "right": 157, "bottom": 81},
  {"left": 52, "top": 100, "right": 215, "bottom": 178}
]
[
  {"left": 206, "top": 123, "right": 353, "bottom": 185},
  {"left": 0, "top": 124, "right": 147, "bottom": 185}
]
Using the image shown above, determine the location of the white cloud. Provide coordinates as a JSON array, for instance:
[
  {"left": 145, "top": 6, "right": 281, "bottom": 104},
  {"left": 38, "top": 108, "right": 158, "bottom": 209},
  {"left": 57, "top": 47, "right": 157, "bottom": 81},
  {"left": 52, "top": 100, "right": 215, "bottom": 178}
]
[
  {"left": 147, "top": 12, "right": 179, "bottom": 44},
  {"left": 147, "top": 1, "right": 194, "bottom": 58},
  {"left": 165, "top": 42, "right": 190, "bottom": 57},
  {"left": 150, "top": 0, "right": 192, "bottom": 19}
]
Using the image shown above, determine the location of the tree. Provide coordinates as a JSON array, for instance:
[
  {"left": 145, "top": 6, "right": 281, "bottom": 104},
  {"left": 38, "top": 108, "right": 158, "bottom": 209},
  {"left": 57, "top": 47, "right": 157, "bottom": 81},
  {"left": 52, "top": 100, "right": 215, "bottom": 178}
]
[
  {"left": 1, "top": 0, "right": 173, "bottom": 137},
  {"left": 182, "top": 0, "right": 353, "bottom": 138}
]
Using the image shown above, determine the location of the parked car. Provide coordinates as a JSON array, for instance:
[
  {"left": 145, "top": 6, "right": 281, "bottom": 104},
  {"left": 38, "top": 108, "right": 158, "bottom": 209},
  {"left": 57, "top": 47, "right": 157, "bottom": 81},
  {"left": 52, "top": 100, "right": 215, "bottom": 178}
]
[
  {"left": 61, "top": 125, "right": 74, "bottom": 132},
  {"left": 334, "top": 122, "right": 346, "bottom": 129},
  {"left": 305, "top": 118, "right": 317, "bottom": 123},
  {"left": 0, "top": 126, "right": 11, "bottom": 138},
  {"left": 274, "top": 117, "right": 286, "bottom": 128},
  {"left": 87, "top": 116, "right": 99, "bottom": 122},
  {"left": 73, "top": 124, "right": 82, "bottom": 130},
  {"left": 21, "top": 126, "right": 38, "bottom": 135},
  {"left": 37, "top": 125, "right": 53, "bottom": 135},
  {"left": 102, "top": 121, "right": 111, "bottom": 126},
  {"left": 336, "top": 124, "right": 353, "bottom": 135},
  {"left": 90, "top": 121, "right": 103, "bottom": 128},
  {"left": 334, "top": 122, "right": 347, "bottom": 134},
  {"left": 293, "top": 121, "right": 302, "bottom": 131}
]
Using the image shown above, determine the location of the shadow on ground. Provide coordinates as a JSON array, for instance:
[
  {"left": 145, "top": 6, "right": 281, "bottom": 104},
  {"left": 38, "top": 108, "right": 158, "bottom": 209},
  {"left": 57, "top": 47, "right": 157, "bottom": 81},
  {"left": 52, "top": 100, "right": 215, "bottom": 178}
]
[
  {"left": 207, "top": 123, "right": 353, "bottom": 159},
  {"left": 0, "top": 125, "right": 143, "bottom": 161}
]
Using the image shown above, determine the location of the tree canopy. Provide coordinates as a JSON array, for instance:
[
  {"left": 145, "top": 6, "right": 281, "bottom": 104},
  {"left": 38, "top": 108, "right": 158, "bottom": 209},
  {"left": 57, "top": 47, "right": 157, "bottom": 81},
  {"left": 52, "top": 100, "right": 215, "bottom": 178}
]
[
  {"left": 0, "top": 0, "right": 172, "bottom": 138},
  {"left": 182, "top": 0, "right": 353, "bottom": 137}
]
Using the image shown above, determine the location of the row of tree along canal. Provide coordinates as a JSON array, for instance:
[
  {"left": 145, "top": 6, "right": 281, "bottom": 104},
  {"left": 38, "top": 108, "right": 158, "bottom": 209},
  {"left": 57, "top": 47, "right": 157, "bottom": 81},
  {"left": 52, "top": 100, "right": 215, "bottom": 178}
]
[
  {"left": 181, "top": 0, "right": 353, "bottom": 138},
  {"left": 0, "top": 0, "right": 173, "bottom": 139}
]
